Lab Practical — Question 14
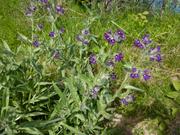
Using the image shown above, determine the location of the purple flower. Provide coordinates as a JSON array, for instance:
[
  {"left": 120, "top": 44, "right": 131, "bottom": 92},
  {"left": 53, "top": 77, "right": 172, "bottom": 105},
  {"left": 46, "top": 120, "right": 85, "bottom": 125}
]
[
  {"left": 149, "top": 46, "right": 161, "bottom": 54},
  {"left": 115, "top": 29, "right": 126, "bottom": 41},
  {"left": 59, "top": 27, "right": 65, "bottom": 34},
  {"left": 142, "top": 34, "right": 152, "bottom": 45},
  {"left": 40, "top": 0, "right": 48, "bottom": 3},
  {"left": 76, "top": 29, "right": 90, "bottom": 45},
  {"left": 56, "top": 5, "right": 64, "bottom": 15},
  {"left": 49, "top": 31, "right": 55, "bottom": 38},
  {"left": 25, "top": 5, "right": 36, "bottom": 17},
  {"left": 32, "top": 40, "right": 40, "bottom": 47},
  {"left": 29, "top": 5, "right": 36, "bottom": 11},
  {"left": 156, "top": 54, "right": 162, "bottom": 62},
  {"left": 25, "top": 10, "right": 33, "bottom": 17},
  {"left": 83, "top": 39, "right": 89, "bottom": 45},
  {"left": 104, "top": 31, "right": 116, "bottom": 45},
  {"left": 37, "top": 24, "right": 43, "bottom": 30},
  {"left": 134, "top": 39, "right": 144, "bottom": 49},
  {"left": 110, "top": 72, "right": 116, "bottom": 80},
  {"left": 120, "top": 98, "right": 128, "bottom": 105},
  {"left": 106, "top": 60, "right": 114, "bottom": 67},
  {"left": 76, "top": 34, "right": 84, "bottom": 42},
  {"left": 82, "top": 28, "right": 90, "bottom": 35},
  {"left": 89, "top": 54, "right": 96, "bottom": 64},
  {"left": 91, "top": 86, "right": 100, "bottom": 99},
  {"left": 53, "top": 51, "right": 60, "bottom": 59},
  {"left": 149, "top": 46, "right": 162, "bottom": 62},
  {"left": 130, "top": 67, "right": 139, "bottom": 79},
  {"left": 143, "top": 70, "right": 151, "bottom": 81},
  {"left": 114, "top": 53, "right": 123, "bottom": 62},
  {"left": 120, "top": 95, "right": 135, "bottom": 105}
]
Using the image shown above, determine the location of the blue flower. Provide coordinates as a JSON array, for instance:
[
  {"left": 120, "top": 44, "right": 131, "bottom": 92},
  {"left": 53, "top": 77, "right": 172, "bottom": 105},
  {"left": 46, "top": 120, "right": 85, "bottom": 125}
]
[
  {"left": 134, "top": 39, "right": 144, "bottom": 49},
  {"left": 110, "top": 72, "right": 116, "bottom": 80},
  {"left": 143, "top": 70, "right": 151, "bottom": 81},
  {"left": 130, "top": 67, "right": 139, "bottom": 79},
  {"left": 90, "top": 86, "right": 100, "bottom": 99},
  {"left": 104, "top": 31, "right": 116, "bottom": 45},
  {"left": 142, "top": 34, "right": 152, "bottom": 45},
  {"left": 32, "top": 40, "right": 40, "bottom": 47},
  {"left": 49, "top": 31, "right": 55, "bottom": 38},
  {"left": 56, "top": 5, "right": 64, "bottom": 15},
  {"left": 89, "top": 54, "right": 97, "bottom": 64},
  {"left": 114, "top": 53, "right": 123, "bottom": 62}
]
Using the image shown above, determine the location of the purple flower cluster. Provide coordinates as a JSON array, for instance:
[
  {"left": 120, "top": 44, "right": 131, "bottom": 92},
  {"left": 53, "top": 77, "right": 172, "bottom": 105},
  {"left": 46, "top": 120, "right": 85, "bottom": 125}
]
[
  {"left": 32, "top": 40, "right": 40, "bottom": 47},
  {"left": 130, "top": 67, "right": 151, "bottom": 81},
  {"left": 143, "top": 70, "right": 151, "bottom": 81},
  {"left": 56, "top": 5, "right": 64, "bottom": 15},
  {"left": 104, "top": 31, "right": 115, "bottom": 45},
  {"left": 110, "top": 72, "right": 116, "bottom": 80},
  {"left": 76, "top": 28, "right": 90, "bottom": 45},
  {"left": 134, "top": 34, "right": 162, "bottom": 62},
  {"left": 120, "top": 95, "right": 135, "bottom": 105},
  {"left": 104, "top": 29, "right": 125, "bottom": 45},
  {"left": 40, "top": 0, "right": 48, "bottom": 3},
  {"left": 106, "top": 60, "right": 115, "bottom": 67},
  {"left": 49, "top": 31, "right": 55, "bottom": 38},
  {"left": 149, "top": 46, "right": 162, "bottom": 62},
  {"left": 89, "top": 54, "right": 97, "bottom": 64},
  {"left": 25, "top": 5, "right": 36, "bottom": 17},
  {"left": 130, "top": 68, "right": 139, "bottom": 79},
  {"left": 90, "top": 86, "right": 100, "bottom": 99},
  {"left": 134, "top": 34, "right": 152, "bottom": 49},
  {"left": 106, "top": 52, "right": 123, "bottom": 68},
  {"left": 115, "top": 53, "right": 124, "bottom": 62}
]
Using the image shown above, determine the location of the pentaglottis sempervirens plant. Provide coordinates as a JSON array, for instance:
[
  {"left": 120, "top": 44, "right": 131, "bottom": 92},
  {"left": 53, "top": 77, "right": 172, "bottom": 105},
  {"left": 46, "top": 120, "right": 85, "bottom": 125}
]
[{"left": 2, "top": 0, "right": 179, "bottom": 135}]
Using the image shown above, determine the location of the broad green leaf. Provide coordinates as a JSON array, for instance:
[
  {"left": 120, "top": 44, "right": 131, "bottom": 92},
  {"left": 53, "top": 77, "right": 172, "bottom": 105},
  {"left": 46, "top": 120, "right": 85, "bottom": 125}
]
[
  {"left": 74, "top": 114, "right": 85, "bottom": 122},
  {"left": 142, "top": 11, "right": 149, "bottom": 15},
  {"left": 20, "top": 117, "right": 62, "bottom": 128},
  {"left": 2, "top": 40, "right": 13, "bottom": 53},
  {"left": 18, "top": 32, "right": 31, "bottom": 43},
  {"left": 123, "top": 84, "right": 144, "bottom": 92},
  {"left": 19, "top": 127, "right": 43, "bottom": 135},
  {"left": 171, "top": 77, "right": 180, "bottom": 91},
  {"left": 166, "top": 91, "right": 179, "bottom": 99},
  {"left": 34, "top": 82, "right": 52, "bottom": 88},
  {"left": 53, "top": 82, "right": 66, "bottom": 103}
]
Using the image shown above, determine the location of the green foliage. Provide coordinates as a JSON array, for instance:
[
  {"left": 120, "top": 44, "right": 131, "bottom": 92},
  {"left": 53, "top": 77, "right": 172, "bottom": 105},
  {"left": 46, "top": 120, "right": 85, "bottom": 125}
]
[{"left": 0, "top": 0, "right": 180, "bottom": 134}]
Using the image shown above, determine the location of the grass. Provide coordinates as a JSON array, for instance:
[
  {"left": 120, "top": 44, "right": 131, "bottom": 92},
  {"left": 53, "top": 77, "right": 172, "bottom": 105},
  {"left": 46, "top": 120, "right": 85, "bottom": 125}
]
[
  {"left": 0, "top": 0, "right": 180, "bottom": 134},
  {"left": 0, "top": 0, "right": 28, "bottom": 48}
]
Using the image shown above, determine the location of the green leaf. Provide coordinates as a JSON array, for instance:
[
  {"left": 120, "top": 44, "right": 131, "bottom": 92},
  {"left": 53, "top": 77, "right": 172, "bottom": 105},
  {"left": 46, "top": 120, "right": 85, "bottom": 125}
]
[
  {"left": 53, "top": 82, "right": 66, "bottom": 103},
  {"left": 20, "top": 117, "right": 62, "bottom": 128},
  {"left": 142, "top": 11, "right": 149, "bottom": 15},
  {"left": 75, "top": 114, "right": 85, "bottom": 122},
  {"left": 111, "top": 21, "right": 127, "bottom": 33},
  {"left": 166, "top": 91, "right": 179, "bottom": 99},
  {"left": 19, "top": 127, "right": 43, "bottom": 135},
  {"left": 60, "top": 122, "right": 85, "bottom": 135},
  {"left": 171, "top": 77, "right": 180, "bottom": 91},
  {"left": 18, "top": 32, "right": 31, "bottom": 43},
  {"left": 123, "top": 84, "right": 144, "bottom": 92},
  {"left": 2, "top": 40, "right": 12, "bottom": 53}
]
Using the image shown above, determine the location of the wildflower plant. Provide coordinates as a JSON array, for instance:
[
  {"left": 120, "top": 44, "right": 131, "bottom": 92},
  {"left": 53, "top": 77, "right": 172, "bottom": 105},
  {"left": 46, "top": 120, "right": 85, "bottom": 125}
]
[{"left": 0, "top": 0, "right": 167, "bottom": 134}]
